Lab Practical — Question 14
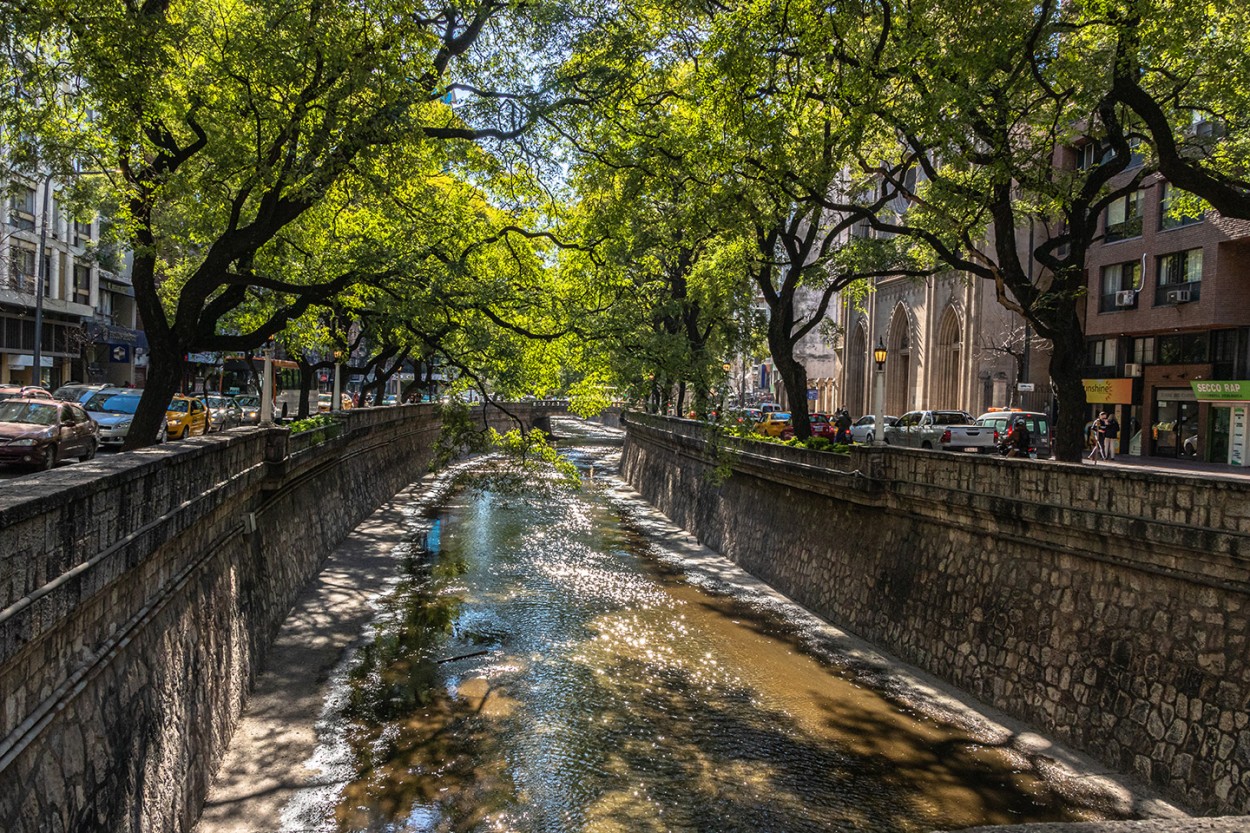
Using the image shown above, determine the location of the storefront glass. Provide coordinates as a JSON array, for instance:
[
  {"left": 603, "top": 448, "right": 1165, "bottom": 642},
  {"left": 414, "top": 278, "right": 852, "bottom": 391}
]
[
  {"left": 1210, "top": 407, "right": 1231, "bottom": 463},
  {"left": 1152, "top": 392, "right": 1199, "bottom": 457}
]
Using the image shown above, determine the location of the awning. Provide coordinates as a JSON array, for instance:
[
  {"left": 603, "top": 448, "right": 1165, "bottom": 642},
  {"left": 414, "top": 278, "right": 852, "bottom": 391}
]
[{"left": 84, "top": 320, "right": 148, "bottom": 349}]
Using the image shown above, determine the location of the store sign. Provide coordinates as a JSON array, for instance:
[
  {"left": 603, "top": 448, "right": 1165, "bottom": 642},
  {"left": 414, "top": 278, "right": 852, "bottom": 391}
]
[
  {"left": 109, "top": 344, "right": 130, "bottom": 363},
  {"left": 1232, "top": 407, "right": 1246, "bottom": 466},
  {"left": 7, "top": 355, "right": 54, "bottom": 369},
  {"left": 1082, "top": 378, "right": 1133, "bottom": 404},
  {"left": 1191, "top": 380, "right": 1250, "bottom": 402}
]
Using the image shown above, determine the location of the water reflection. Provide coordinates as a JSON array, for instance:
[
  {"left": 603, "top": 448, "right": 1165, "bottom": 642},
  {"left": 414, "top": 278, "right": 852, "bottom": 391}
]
[{"left": 322, "top": 435, "right": 1127, "bottom": 833}]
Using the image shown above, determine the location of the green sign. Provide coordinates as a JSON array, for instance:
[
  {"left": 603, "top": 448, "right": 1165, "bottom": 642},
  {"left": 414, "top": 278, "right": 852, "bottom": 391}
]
[{"left": 1191, "top": 380, "right": 1250, "bottom": 401}]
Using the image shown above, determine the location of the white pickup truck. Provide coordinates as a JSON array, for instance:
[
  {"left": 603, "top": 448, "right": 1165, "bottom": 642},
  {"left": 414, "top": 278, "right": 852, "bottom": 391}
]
[{"left": 885, "top": 409, "right": 1000, "bottom": 453}]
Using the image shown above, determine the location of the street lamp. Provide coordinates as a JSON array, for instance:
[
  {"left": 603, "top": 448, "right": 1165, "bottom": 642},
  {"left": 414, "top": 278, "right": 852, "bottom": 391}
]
[
  {"left": 31, "top": 174, "right": 53, "bottom": 387},
  {"left": 873, "top": 338, "right": 888, "bottom": 444},
  {"left": 259, "top": 341, "right": 276, "bottom": 426},
  {"left": 332, "top": 350, "right": 343, "bottom": 412}
]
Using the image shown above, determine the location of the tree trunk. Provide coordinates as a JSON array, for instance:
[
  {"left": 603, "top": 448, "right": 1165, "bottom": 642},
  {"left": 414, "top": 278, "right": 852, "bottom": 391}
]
[
  {"left": 768, "top": 318, "right": 810, "bottom": 439},
  {"left": 676, "top": 381, "right": 687, "bottom": 417},
  {"left": 125, "top": 349, "right": 183, "bottom": 449},
  {"left": 1048, "top": 325, "right": 1089, "bottom": 462},
  {"left": 297, "top": 359, "right": 314, "bottom": 419}
]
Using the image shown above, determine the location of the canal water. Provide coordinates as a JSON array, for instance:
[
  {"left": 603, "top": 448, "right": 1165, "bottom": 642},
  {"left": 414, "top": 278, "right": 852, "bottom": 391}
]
[{"left": 283, "top": 421, "right": 1130, "bottom": 833}]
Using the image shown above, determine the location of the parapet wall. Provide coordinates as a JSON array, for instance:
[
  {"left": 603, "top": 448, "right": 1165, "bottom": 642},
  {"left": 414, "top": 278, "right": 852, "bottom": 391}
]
[
  {"left": 621, "top": 413, "right": 1250, "bottom": 817},
  {"left": 0, "top": 403, "right": 546, "bottom": 833}
]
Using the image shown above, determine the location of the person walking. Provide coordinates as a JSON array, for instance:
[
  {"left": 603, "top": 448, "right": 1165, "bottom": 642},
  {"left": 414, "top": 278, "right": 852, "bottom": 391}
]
[
  {"left": 1088, "top": 412, "right": 1109, "bottom": 462},
  {"left": 1104, "top": 412, "right": 1120, "bottom": 460}
]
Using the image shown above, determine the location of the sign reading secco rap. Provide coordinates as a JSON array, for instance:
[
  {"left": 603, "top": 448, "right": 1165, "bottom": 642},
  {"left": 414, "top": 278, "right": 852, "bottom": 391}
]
[
  {"left": 1082, "top": 378, "right": 1133, "bottom": 404},
  {"left": 1191, "top": 380, "right": 1250, "bottom": 402}
]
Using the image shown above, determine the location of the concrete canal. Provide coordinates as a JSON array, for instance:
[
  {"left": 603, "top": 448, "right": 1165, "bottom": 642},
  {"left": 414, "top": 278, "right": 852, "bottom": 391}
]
[{"left": 196, "top": 420, "right": 1174, "bottom": 833}]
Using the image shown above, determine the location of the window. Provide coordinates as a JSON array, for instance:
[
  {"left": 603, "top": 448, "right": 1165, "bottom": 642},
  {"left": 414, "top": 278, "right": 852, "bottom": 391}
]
[
  {"left": 9, "top": 246, "right": 36, "bottom": 289},
  {"left": 1157, "top": 333, "right": 1208, "bottom": 364},
  {"left": 1076, "top": 140, "right": 1111, "bottom": 170},
  {"left": 1105, "top": 190, "right": 1144, "bottom": 241},
  {"left": 1155, "top": 248, "right": 1202, "bottom": 304},
  {"left": 9, "top": 185, "right": 36, "bottom": 231},
  {"left": 1131, "top": 337, "right": 1155, "bottom": 365},
  {"left": 1213, "top": 329, "right": 1240, "bottom": 378},
  {"left": 73, "top": 264, "right": 91, "bottom": 303},
  {"left": 1160, "top": 183, "right": 1202, "bottom": 230},
  {"left": 1099, "top": 260, "right": 1141, "bottom": 312},
  {"left": 73, "top": 219, "right": 92, "bottom": 246},
  {"left": 1089, "top": 338, "right": 1118, "bottom": 367}
]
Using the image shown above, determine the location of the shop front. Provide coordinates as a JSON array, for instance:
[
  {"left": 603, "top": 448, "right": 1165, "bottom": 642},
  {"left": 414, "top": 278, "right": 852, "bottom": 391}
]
[
  {"left": 1082, "top": 377, "right": 1138, "bottom": 456},
  {"left": 1190, "top": 380, "right": 1250, "bottom": 466},
  {"left": 1151, "top": 387, "right": 1201, "bottom": 458}
]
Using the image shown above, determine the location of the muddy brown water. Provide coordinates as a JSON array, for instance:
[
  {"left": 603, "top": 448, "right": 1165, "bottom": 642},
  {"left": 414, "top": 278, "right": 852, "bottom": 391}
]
[{"left": 285, "top": 435, "right": 1136, "bottom": 833}]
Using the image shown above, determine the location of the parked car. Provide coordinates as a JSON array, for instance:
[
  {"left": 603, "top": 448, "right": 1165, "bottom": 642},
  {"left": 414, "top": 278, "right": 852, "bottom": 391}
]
[
  {"left": 84, "top": 388, "right": 167, "bottom": 446},
  {"left": 0, "top": 398, "right": 99, "bottom": 469},
  {"left": 316, "top": 392, "right": 354, "bottom": 413},
  {"left": 753, "top": 411, "right": 792, "bottom": 437},
  {"left": 0, "top": 385, "right": 54, "bottom": 402},
  {"left": 203, "top": 395, "right": 242, "bottom": 429},
  {"left": 887, "top": 409, "right": 998, "bottom": 452},
  {"left": 975, "top": 409, "right": 1052, "bottom": 459},
  {"left": 848, "top": 414, "right": 899, "bottom": 444},
  {"left": 779, "top": 412, "right": 837, "bottom": 440},
  {"left": 166, "top": 394, "right": 211, "bottom": 439},
  {"left": 52, "top": 383, "right": 109, "bottom": 405}
]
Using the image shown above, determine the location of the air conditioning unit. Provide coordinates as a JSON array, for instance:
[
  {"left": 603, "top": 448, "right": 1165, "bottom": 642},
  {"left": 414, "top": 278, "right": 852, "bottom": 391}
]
[
  {"left": 1165, "top": 288, "right": 1192, "bottom": 304},
  {"left": 1124, "top": 362, "right": 1143, "bottom": 377},
  {"left": 1115, "top": 290, "right": 1136, "bottom": 307}
]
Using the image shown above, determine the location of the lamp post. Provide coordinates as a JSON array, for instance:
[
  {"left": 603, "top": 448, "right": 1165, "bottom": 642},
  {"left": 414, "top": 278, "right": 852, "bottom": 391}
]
[
  {"left": 259, "top": 341, "right": 276, "bottom": 426},
  {"left": 873, "top": 338, "right": 888, "bottom": 444},
  {"left": 332, "top": 351, "right": 343, "bottom": 412},
  {"left": 31, "top": 174, "right": 53, "bottom": 387}
]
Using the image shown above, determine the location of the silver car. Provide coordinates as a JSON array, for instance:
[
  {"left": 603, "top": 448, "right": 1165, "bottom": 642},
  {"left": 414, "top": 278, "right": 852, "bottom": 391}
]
[
  {"left": 849, "top": 414, "right": 899, "bottom": 444},
  {"left": 83, "top": 388, "right": 167, "bottom": 446}
]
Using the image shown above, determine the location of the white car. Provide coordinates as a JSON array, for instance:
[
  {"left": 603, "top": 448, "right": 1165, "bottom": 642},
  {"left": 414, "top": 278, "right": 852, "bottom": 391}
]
[{"left": 849, "top": 414, "right": 898, "bottom": 444}]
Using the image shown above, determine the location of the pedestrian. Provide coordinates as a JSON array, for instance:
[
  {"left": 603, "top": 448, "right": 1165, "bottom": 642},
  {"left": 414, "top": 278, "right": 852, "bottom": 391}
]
[
  {"left": 1007, "top": 417, "right": 1031, "bottom": 458},
  {"left": 1104, "top": 412, "right": 1119, "bottom": 460},
  {"left": 1088, "top": 412, "right": 1108, "bottom": 461}
]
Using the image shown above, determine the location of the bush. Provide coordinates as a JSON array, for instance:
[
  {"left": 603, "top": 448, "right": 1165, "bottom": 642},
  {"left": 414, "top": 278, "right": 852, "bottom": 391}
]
[{"left": 287, "top": 414, "right": 339, "bottom": 434}]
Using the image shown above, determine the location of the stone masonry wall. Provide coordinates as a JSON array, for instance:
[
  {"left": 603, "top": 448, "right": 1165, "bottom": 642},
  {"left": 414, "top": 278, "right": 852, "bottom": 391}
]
[
  {"left": 621, "top": 413, "right": 1250, "bottom": 817},
  {"left": 0, "top": 402, "right": 544, "bottom": 833}
]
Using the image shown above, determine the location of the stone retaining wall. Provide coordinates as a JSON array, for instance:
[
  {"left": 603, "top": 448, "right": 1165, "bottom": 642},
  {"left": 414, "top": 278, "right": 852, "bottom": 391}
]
[
  {"left": 0, "top": 403, "right": 549, "bottom": 833},
  {"left": 621, "top": 414, "right": 1250, "bottom": 818}
]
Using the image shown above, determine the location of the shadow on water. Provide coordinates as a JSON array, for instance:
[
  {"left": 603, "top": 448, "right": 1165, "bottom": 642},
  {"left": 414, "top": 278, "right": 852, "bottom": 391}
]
[{"left": 318, "top": 429, "right": 1130, "bottom": 833}]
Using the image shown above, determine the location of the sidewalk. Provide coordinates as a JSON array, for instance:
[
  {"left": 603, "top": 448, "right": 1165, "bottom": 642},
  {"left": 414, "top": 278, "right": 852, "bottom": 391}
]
[{"left": 1075, "top": 452, "right": 1250, "bottom": 481}]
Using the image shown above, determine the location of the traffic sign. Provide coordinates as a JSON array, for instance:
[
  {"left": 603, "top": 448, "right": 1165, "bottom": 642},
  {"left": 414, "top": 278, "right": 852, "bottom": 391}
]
[{"left": 1017, "top": 382, "right": 1035, "bottom": 392}]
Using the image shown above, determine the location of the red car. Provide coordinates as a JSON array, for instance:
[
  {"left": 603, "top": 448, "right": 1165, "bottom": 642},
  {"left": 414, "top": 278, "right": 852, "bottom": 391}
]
[
  {"left": 0, "top": 385, "right": 53, "bottom": 402},
  {"left": 0, "top": 398, "right": 100, "bottom": 469},
  {"left": 780, "top": 412, "right": 837, "bottom": 440}
]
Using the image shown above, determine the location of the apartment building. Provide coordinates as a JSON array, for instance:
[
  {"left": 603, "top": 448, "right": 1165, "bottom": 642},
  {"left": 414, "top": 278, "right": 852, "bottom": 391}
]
[
  {"left": 1, "top": 174, "right": 143, "bottom": 389},
  {"left": 1084, "top": 170, "right": 1250, "bottom": 464}
]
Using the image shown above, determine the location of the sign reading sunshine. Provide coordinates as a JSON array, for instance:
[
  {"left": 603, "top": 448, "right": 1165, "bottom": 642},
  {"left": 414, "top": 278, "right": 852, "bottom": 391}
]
[{"left": 1082, "top": 378, "right": 1133, "bottom": 404}]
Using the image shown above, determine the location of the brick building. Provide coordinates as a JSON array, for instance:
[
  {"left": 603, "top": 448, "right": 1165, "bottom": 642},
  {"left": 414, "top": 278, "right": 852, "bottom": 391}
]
[{"left": 1084, "top": 168, "right": 1250, "bottom": 464}]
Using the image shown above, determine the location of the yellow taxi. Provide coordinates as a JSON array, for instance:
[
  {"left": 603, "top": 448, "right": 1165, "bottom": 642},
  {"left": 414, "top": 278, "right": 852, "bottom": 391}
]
[
  {"left": 166, "top": 394, "right": 211, "bottom": 439},
  {"left": 753, "top": 411, "right": 792, "bottom": 437}
]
